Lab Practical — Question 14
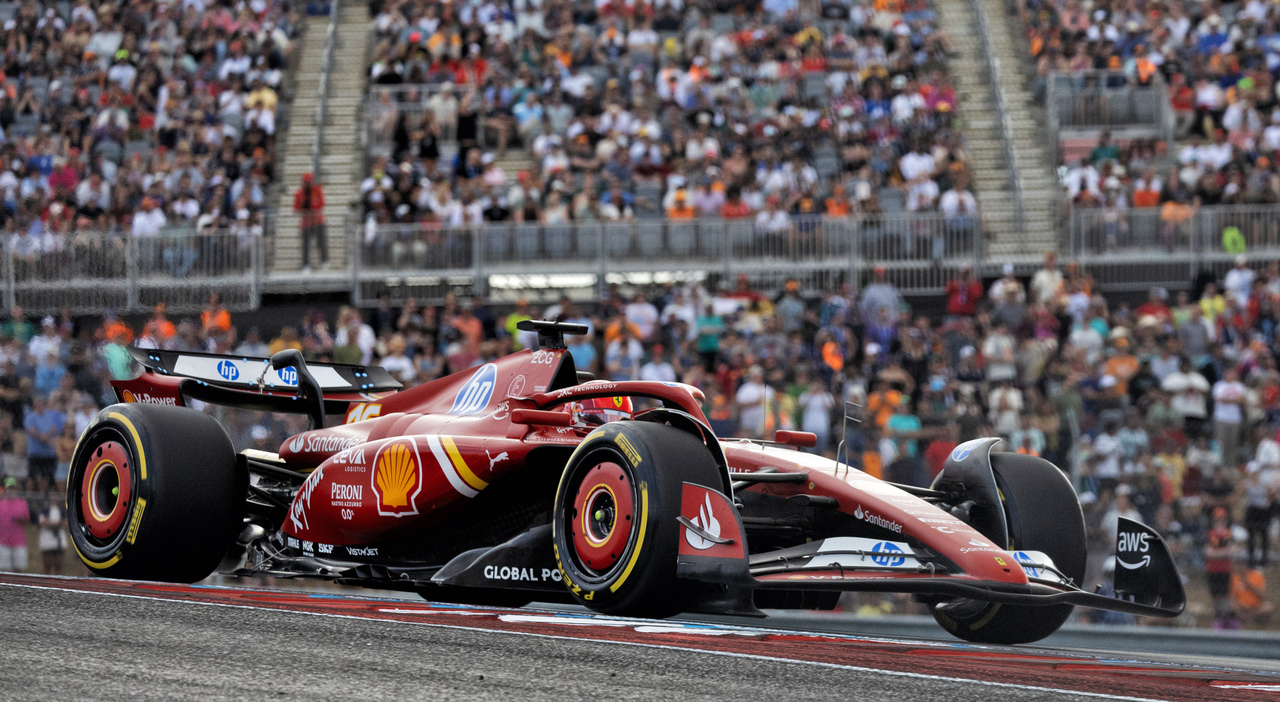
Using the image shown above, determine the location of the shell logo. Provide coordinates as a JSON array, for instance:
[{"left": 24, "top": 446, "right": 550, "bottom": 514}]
[
  {"left": 371, "top": 441, "right": 423, "bottom": 517},
  {"left": 122, "top": 390, "right": 135, "bottom": 402}
]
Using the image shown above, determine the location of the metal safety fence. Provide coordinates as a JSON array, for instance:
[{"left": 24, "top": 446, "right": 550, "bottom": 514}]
[
  {"left": 1045, "top": 71, "right": 1174, "bottom": 166},
  {"left": 3, "top": 227, "right": 266, "bottom": 315},
  {"left": 1068, "top": 204, "right": 1280, "bottom": 292},
  {"left": 351, "top": 213, "right": 983, "bottom": 303}
]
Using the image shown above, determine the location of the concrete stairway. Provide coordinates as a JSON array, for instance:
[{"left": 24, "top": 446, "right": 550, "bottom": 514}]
[
  {"left": 939, "top": 0, "right": 1060, "bottom": 259},
  {"left": 274, "top": 3, "right": 371, "bottom": 271}
]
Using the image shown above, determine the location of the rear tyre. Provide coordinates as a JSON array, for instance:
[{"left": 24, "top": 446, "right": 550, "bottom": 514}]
[
  {"left": 67, "top": 403, "right": 243, "bottom": 583},
  {"left": 552, "top": 421, "right": 721, "bottom": 618},
  {"left": 931, "top": 452, "right": 1087, "bottom": 644}
]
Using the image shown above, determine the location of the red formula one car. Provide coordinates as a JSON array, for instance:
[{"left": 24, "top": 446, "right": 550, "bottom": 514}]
[{"left": 67, "top": 321, "right": 1184, "bottom": 644}]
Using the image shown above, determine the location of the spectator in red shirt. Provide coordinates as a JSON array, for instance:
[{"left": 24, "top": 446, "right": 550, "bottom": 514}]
[
  {"left": 945, "top": 264, "right": 983, "bottom": 317},
  {"left": 721, "top": 186, "right": 752, "bottom": 219},
  {"left": 1205, "top": 507, "right": 1237, "bottom": 627}
]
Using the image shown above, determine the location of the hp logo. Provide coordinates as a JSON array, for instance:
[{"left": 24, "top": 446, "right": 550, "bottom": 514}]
[
  {"left": 870, "top": 542, "right": 906, "bottom": 567},
  {"left": 216, "top": 360, "right": 240, "bottom": 381},
  {"left": 278, "top": 366, "right": 298, "bottom": 386},
  {"left": 449, "top": 364, "right": 497, "bottom": 415}
]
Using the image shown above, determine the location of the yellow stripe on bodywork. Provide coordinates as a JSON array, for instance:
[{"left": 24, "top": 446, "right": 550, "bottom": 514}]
[
  {"left": 71, "top": 539, "right": 121, "bottom": 569},
  {"left": 441, "top": 436, "right": 488, "bottom": 492},
  {"left": 609, "top": 482, "right": 649, "bottom": 593},
  {"left": 108, "top": 411, "right": 146, "bottom": 481}
]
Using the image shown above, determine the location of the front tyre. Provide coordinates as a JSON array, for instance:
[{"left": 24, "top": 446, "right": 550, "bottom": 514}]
[
  {"left": 553, "top": 421, "right": 722, "bottom": 618},
  {"left": 931, "top": 452, "right": 1087, "bottom": 644},
  {"left": 67, "top": 404, "right": 243, "bottom": 582}
]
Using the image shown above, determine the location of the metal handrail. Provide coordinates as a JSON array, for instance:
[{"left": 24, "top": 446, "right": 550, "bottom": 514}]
[
  {"left": 311, "top": 0, "right": 341, "bottom": 179},
  {"left": 971, "top": 0, "right": 1025, "bottom": 234}
]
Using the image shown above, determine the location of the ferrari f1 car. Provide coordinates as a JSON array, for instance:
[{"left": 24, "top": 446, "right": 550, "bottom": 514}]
[{"left": 67, "top": 321, "right": 1184, "bottom": 644}]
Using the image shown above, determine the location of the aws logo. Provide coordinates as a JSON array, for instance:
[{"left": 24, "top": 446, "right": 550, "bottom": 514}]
[{"left": 371, "top": 441, "right": 423, "bottom": 517}]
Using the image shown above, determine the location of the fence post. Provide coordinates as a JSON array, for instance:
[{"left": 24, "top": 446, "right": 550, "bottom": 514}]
[
  {"left": 848, "top": 218, "right": 860, "bottom": 291},
  {"left": 126, "top": 236, "right": 139, "bottom": 313},
  {"left": 250, "top": 234, "right": 261, "bottom": 310},
  {"left": 3, "top": 241, "right": 12, "bottom": 312},
  {"left": 473, "top": 225, "right": 484, "bottom": 297},
  {"left": 597, "top": 222, "right": 607, "bottom": 299},
  {"left": 350, "top": 214, "right": 362, "bottom": 307}
]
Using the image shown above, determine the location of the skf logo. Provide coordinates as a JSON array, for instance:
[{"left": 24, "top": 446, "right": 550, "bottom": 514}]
[{"left": 371, "top": 441, "right": 422, "bottom": 517}]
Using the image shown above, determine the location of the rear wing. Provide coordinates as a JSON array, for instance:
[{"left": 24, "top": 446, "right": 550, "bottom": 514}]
[{"left": 128, "top": 348, "right": 401, "bottom": 394}]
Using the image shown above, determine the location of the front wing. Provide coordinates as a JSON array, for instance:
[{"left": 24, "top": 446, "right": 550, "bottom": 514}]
[{"left": 676, "top": 482, "right": 1185, "bottom": 619}]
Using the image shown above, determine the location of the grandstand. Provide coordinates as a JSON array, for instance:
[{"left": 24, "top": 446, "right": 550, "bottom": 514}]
[{"left": 3, "top": 0, "right": 1280, "bottom": 628}]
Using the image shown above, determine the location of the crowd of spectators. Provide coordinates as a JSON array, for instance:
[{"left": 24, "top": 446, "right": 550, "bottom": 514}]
[
  {"left": 1021, "top": 0, "right": 1280, "bottom": 242},
  {"left": 0, "top": 0, "right": 300, "bottom": 269},
  {"left": 358, "top": 0, "right": 976, "bottom": 249},
  {"left": 8, "top": 250, "right": 1280, "bottom": 624}
]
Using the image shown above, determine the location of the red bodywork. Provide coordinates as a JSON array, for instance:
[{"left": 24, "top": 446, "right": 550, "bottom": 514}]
[{"left": 113, "top": 347, "right": 1026, "bottom": 588}]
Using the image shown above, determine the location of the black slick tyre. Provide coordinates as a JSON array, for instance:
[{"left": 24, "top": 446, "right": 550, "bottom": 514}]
[
  {"left": 66, "top": 403, "right": 244, "bottom": 583},
  {"left": 552, "top": 421, "right": 721, "bottom": 618},
  {"left": 932, "top": 452, "right": 1088, "bottom": 644}
]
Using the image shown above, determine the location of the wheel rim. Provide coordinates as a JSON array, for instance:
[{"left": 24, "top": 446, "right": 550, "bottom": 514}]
[
  {"left": 566, "top": 454, "right": 636, "bottom": 577},
  {"left": 76, "top": 437, "right": 133, "bottom": 542}
]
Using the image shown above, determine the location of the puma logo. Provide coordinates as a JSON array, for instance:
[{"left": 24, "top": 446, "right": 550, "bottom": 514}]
[{"left": 487, "top": 450, "right": 509, "bottom": 469}]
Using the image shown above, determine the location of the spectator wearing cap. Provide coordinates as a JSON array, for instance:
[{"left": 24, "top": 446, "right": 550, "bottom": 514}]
[
  {"left": 1225, "top": 256, "right": 1255, "bottom": 308},
  {"left": 130, "top": 198, "right": 166, "bottom": 238},
  {"left": 27, "top": 317, "right": 60, "bottom": 363}
]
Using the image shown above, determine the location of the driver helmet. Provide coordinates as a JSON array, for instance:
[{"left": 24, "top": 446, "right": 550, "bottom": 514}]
[{"left": 569, "top": 392, "right": 633, "bottom": 426}]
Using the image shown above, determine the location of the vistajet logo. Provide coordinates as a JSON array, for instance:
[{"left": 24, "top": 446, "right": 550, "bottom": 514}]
[{"left": 854, "top": 504, "right": 902, "bottom": 533}]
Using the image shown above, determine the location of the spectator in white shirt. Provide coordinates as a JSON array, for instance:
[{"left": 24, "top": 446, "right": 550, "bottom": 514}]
[
  {"left": 736, "top": 366, "right": 776, "bottom": 439},
  {"left": 1213, "top": 368, "right": 1247, "bottom": 465},
  {"left": 1224, "top": 255, "right": 1255, "bottom": 306},
  {"left": 131, "top": 198, "right": 167, "bottom": 237},
  {"left": 899, "top": 143, "right": 936, "bottom": 182}
]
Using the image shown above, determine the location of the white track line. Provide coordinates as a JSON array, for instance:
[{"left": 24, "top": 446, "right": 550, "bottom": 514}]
[{"left": 1, "top": 581, "right": 1179, "bottom": 702}]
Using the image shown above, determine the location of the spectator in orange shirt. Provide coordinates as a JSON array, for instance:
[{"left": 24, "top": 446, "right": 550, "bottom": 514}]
[
  {"left": 825, "top": 183, "right": 852, "bottom": 216},
  {"left": 144, "top": 304, "right": 176, "bottom": 346},
  {"left": 1231, "top": 562, "right": 1272, "bottom": 626},
  {"left": 1132, "top": 167, "right": 1162, "bottom": 208},
  {"left": 667, "top": 189, "right": 697, "bottom": 219},
  {"left": 865, "top": 378, "right": 902, "bottom": 429},
  {"left": 451, "top": 303, "right": 484, "bottom": 352},
  {"left": 201, "top": 294, "right": 232, "bottom": 337},
  {"left": 97, "top": 311, "right": 134, "bottom": 346}
]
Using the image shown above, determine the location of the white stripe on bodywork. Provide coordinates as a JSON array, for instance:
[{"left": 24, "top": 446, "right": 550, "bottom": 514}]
[{"left": 426, "top": 435, "right": 479, "bottom": 498}]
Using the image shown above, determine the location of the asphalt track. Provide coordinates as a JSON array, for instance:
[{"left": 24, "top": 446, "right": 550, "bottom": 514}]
[{"left": 2, "top": 574, "right": 1280, "bottom": 701}]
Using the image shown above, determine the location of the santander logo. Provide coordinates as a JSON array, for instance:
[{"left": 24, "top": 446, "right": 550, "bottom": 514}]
[
  {"left": 684, "top": 493, "right": 721, "bottom": 550},
  {"left": 855, "top": 504, "right": 903, "bottom": 533}
]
